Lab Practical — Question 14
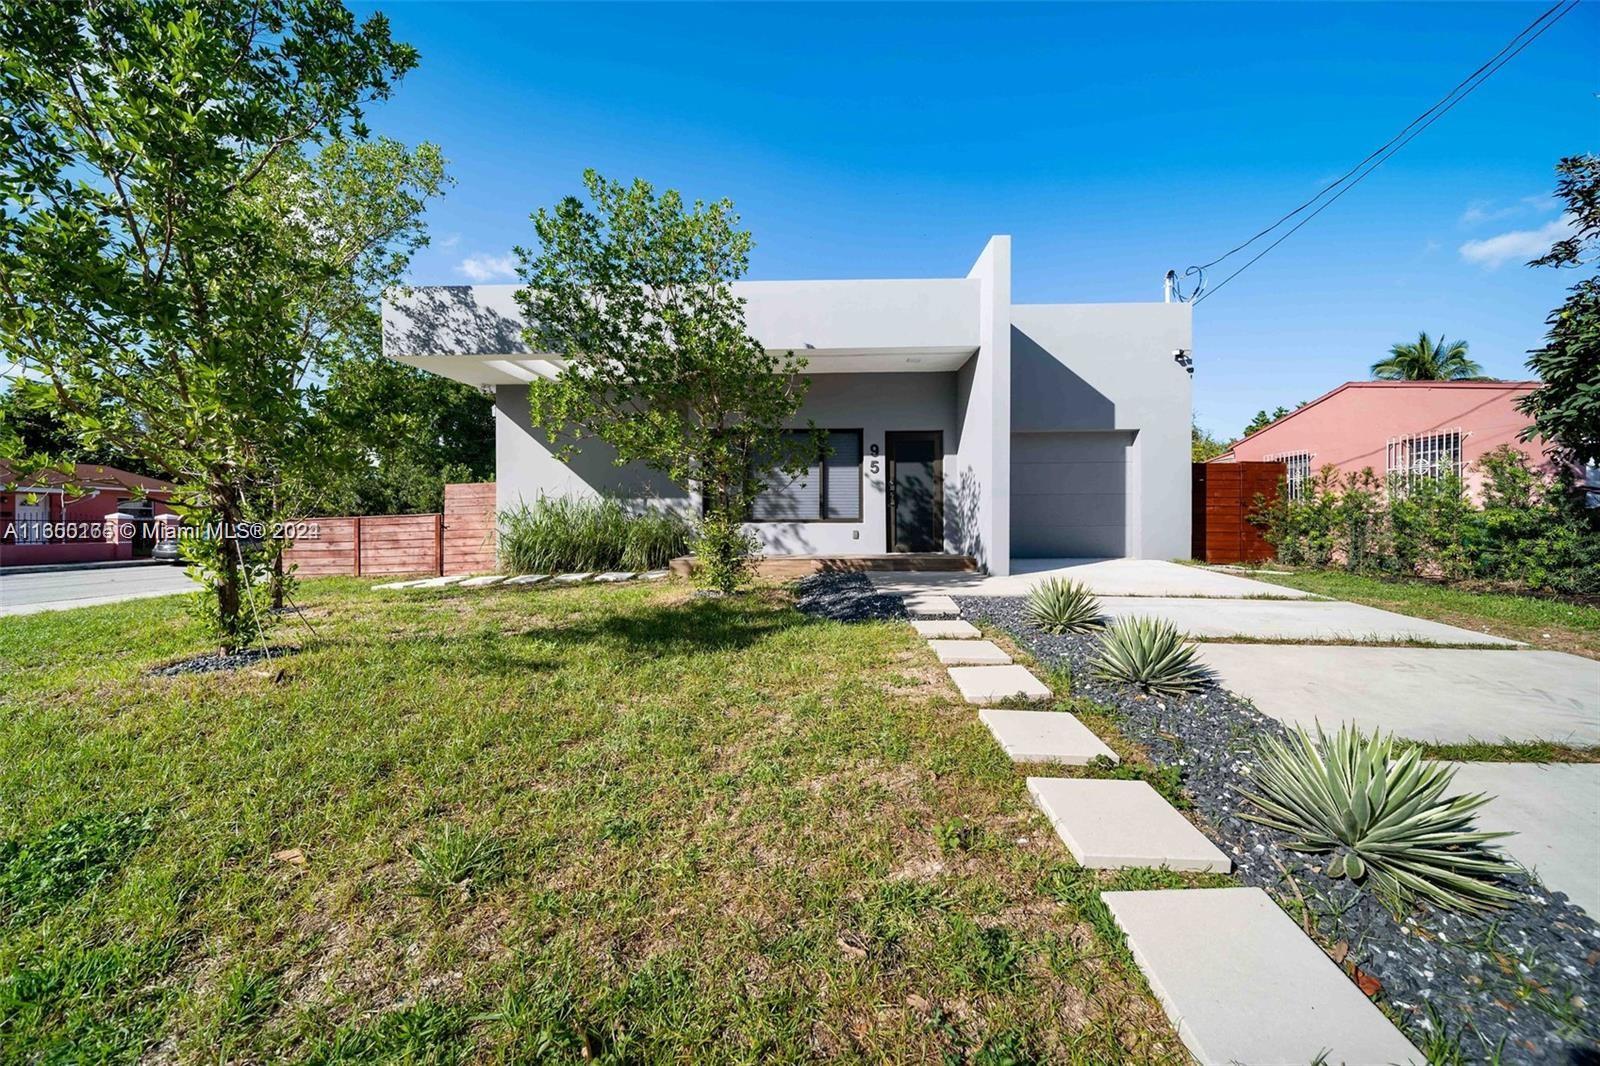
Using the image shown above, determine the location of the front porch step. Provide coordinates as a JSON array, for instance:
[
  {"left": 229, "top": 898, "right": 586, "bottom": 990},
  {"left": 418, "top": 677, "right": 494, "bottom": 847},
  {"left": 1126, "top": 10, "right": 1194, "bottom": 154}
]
[
  {"left": 668, "top": 553, "right": 978, "bottom": 579},
  {"left": 1102, "top": 888, "right": 1424, "bottom": 1065}
]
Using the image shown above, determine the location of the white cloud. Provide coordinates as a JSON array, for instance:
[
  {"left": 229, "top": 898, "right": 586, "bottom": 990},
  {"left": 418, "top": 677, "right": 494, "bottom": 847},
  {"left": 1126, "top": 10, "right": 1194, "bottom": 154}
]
[
  {"left": 1458, "top": 214, "right": 1574, "bottom": 269},
  {"left": 1459, "top": 195, "right": 1561, "bottom": 227},
  {"left": 437, "top": 232, "right": 460, "bottom": 250},
  {"left": 457, "top": 253, "right": 518, "bottom": 282}
]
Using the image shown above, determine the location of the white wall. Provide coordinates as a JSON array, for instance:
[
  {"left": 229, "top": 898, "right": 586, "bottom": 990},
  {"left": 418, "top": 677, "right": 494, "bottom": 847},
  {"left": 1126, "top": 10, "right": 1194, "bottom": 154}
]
[
  {"left": 955, "top": 237, "right": 1012, "bottom": 575},
  {"left": 1008, "top": 302, "right": 1193, "bottom": 560}
]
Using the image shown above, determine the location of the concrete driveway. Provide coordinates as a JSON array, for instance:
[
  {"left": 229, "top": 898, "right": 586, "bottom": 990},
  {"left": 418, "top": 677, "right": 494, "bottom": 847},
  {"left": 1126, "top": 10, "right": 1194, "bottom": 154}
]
[
  {"left": 1198, "top": 644, "right": 1599, "bottom": 744},
  {"left": 868, "top": 558, "right": 1315, "bottom": 598},
  {"left": 0, "top": 564, "right": 199, "bottom": 617}
]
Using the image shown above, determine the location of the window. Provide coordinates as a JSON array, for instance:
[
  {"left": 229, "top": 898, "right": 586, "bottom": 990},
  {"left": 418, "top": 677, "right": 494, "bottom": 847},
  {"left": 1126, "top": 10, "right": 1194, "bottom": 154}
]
[
  {"left": 1270, "top": 452, "right": 1313, "bottom": 501},
  {"left": 1386, "top": 430, "right": 1462, "bottom": 495},
  {"left": 749, "top": 429, "right": 862, "bottom": 522}
]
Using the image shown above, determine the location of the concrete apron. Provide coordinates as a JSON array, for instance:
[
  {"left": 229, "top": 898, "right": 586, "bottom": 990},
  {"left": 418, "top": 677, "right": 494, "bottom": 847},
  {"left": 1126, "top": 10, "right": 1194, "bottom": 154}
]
[
  {"left": 1195, "top": 644, "right": 1599, "bottom": 745},
  {"left": 1103, "top": 597, "right": 1520, "bottom": 645}
]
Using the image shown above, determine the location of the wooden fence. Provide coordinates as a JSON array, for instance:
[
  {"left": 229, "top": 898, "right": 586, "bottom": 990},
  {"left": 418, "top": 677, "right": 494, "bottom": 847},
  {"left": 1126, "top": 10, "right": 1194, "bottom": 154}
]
[
  {"left": 1191, "top": 462, "right": 1283, "bottom": 564},
  {"left": 283, "top": 482, "right": 496, "bottom": 578}
]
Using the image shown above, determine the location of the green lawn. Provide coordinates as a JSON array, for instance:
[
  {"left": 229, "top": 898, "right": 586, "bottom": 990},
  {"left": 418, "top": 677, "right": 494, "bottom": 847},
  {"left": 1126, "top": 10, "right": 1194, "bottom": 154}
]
[
  {"left": 1243, "top": 568, "right": 1600, "bottom": 660},
  {"left": 0, "top": 578, "right": 1188, "bottom": 1063}
]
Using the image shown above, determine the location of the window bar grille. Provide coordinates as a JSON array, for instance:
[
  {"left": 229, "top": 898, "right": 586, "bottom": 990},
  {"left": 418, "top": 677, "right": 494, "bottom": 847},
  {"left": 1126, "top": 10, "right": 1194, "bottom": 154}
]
[{"left": 1385, "top": 429, "right": 1462, "bottom": 495}]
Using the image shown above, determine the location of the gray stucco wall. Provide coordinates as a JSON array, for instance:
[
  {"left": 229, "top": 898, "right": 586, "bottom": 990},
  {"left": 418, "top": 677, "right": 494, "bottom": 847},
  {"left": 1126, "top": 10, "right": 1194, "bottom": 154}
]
[
  {"left": 955, "top": 237, "right": 1012, "bottom": 574},
  {"left": 1008, "top": 302, "right": 1193, "bottom": 560},
  {"left": 493, "top": 372, "right": 964, "bottom": 555}
]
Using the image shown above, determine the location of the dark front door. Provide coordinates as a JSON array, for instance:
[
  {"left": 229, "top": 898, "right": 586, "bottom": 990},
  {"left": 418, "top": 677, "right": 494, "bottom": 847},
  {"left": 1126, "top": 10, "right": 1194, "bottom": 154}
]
[{"left": 886, "top": 431, "right": 943, "bottom": 553}]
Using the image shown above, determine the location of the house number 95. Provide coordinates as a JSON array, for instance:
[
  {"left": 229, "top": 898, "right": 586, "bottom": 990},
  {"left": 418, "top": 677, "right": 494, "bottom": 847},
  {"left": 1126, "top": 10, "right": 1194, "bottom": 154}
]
[{"left": 868, "top": 443, "right": 881, "bottom": 475}]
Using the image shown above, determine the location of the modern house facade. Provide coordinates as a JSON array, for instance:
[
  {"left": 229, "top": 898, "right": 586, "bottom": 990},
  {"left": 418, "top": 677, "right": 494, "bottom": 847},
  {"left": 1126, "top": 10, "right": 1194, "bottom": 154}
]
[
  {"left": 1211, "top": 381, "right": 1547, "bottom": 501},
  {"left": 383, "top": 237, "right": 1193, "bottom": 576}
]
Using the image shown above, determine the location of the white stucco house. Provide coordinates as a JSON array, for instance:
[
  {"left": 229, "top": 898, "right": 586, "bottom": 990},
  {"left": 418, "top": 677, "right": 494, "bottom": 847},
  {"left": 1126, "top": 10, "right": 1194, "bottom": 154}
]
[{"left": 382, "top": 236, "right": 1192, "bottom": 577}]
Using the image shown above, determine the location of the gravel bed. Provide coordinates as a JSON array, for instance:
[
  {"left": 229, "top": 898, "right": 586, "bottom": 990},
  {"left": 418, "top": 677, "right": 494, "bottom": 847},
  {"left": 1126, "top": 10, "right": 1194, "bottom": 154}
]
[
  {"left": 793, "top": 572, "right": 908, "bottom": 622},
  {"left": 955, "top": 593, "right": 1600, "bottom": 1063},
  {"left": 148, "top": 646, "right": 295, "bottom": 677}
]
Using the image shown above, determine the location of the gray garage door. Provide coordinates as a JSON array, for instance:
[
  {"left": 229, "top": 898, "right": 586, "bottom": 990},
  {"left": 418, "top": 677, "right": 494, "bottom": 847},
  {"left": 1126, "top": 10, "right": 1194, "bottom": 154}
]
[{"left": 1010, "top": 431, "right": 1132, "bottom": 557}]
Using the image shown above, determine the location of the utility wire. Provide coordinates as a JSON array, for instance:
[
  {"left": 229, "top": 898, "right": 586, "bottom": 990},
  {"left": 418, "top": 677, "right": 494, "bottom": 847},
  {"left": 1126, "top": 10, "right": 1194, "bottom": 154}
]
[{"left": 1188, "top": 0, "right": 1578, "bottom": 303}]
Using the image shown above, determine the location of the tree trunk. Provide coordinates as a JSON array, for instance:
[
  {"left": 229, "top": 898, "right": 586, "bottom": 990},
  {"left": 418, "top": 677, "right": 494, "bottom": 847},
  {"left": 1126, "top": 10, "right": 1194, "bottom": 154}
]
[{"left": 212, "top": 489, "right": 244, "bottom": 651}]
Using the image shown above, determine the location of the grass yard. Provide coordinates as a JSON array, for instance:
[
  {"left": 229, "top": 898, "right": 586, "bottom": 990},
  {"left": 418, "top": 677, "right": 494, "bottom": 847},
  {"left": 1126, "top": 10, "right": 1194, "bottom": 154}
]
[
  {"left": 0, "top": 578, "right": 1189, "bottom": 1063},
  {"left": 1241, "top": 568, "right": 1600, "bottom": 660}
]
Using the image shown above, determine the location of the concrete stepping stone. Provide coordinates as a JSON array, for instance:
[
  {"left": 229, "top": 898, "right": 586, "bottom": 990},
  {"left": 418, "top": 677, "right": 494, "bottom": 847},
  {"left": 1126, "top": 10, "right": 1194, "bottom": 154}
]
[
  {"left": 639, "top": 570, "right": 670, "bottom": 580},
  {"left": 594, "top": 571, "right": 637, "bottom": 583},
  {"left": 929, "top": 639, "right": 1011, "bottom": 666},
  {"left": 1027, "top": 778, "right": 1230, "bottom": 872},
  {"left": 911, "top": 619, "right": 981, "bottom": 639},
  {"left": 372, "top": 578, "right": 430, "bottom": 590},
  {"left": 459, "top": 575, "right": 506, "bottom": 587},
  {"left": 412, "top": 575, "right": 467, "bottom": 588},
  {"left": 948, "top": 665, "right": 1051, "bottom": 704},
  {"left": 550, "top": 573, "right": 594, "bottom": 584},
  {"left": 1102, "top": 887, "right": 1424, "bottom": 1065},
  {"left": 979, "top": 709, "right": 1118, "bottom": 765},
  {"left": 504, "top": 574, "right": 549, "bottom": 586},
  {"left": 905, "top": 595, "right": 960, "bottom": 618}
]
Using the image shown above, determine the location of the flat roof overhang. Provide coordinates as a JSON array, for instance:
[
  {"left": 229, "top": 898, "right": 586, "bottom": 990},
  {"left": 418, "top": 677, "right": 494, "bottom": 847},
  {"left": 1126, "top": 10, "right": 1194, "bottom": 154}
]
[{"left": 383, "top": 278, "right": 982, "bottom": 385}]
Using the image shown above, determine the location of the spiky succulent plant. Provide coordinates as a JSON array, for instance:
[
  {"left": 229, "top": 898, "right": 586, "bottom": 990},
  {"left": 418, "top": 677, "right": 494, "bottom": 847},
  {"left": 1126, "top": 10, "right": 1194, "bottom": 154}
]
[
  {"left": 1025, "top": 578, "right": 1103, "bottom": 634},
  {"left": 1090, "top": 617, "right": 1208, "bottom": 696},
  {"left": 1241, "top": 724, "right": 1521, "bottom": 915}
]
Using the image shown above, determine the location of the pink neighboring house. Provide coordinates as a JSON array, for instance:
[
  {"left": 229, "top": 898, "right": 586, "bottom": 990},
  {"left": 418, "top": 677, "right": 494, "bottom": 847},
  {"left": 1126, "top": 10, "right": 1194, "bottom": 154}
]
[
  {"left": 0, "top": 462, "right": 178, "bottom": 568},
  {"left": 1211, "top": 381, "right": 1546, "bottom": 501}
]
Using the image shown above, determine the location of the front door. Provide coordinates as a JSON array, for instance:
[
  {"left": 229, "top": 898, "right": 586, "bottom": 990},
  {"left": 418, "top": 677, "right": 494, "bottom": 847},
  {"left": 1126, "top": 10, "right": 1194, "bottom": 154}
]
[{"left": 886, "top": 431, "right": 943, "bottom": 553}]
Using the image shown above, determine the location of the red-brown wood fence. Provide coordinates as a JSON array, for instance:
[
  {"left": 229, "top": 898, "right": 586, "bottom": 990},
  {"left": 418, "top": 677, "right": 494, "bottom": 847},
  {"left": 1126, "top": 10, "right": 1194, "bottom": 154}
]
[
  {"left": 283, "top": 482, "right": 497, "bottom": 578},
  {"left": 1191, "top": 462, "right": 1283, "bottom": 564}
]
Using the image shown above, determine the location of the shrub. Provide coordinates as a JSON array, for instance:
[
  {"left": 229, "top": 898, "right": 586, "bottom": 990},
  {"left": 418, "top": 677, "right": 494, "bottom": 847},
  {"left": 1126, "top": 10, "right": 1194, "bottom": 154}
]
[
  {"left": 1249, "top": 447, "right": 1599, "bottom": 594},
  {"left": 692, "top": 511, "right": 760, "bottom": 594},
  {"left": 1090, "top": 618, "right": 1208, "bottom": 696},
  {"left": 498, "top": 496, "right": 690, "bottom": 574},
  {"left": 1025, "top": 578, "right": 1102, "bottom": 634},
  {"left": 1240, "top": 724, "right": 1520, "bottom": 915}
]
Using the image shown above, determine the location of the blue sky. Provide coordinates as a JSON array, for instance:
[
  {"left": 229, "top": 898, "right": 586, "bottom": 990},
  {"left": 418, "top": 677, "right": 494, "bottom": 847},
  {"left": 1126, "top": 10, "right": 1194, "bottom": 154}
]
[{"left": 354, "top": 1, "right": 1597, "bottom": 441}]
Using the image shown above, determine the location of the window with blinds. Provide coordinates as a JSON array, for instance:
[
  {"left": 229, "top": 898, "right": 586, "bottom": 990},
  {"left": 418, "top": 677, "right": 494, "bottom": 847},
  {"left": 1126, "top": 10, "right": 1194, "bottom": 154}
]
[{"left": 749, "top": 429, "right": 863, "bottom": 522}]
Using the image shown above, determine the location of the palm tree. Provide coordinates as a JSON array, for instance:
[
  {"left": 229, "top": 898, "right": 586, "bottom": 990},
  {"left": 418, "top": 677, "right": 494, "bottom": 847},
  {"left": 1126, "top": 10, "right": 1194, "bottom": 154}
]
[{"left": 1370, "top": 332, "right": 1483, "bottom": 381}]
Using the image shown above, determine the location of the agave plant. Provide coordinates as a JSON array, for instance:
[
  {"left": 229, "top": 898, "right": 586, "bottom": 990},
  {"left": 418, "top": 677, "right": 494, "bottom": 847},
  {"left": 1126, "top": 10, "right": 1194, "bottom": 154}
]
[
  {"left": 1241, "top": 724, "right": 1520, "bottom": 915},
  {"left": 1090, "top": 617, "right": 1208, "bottom": 696},
  {"left": 1025, "top": 578, "right": 1103, "bottom": 634}
]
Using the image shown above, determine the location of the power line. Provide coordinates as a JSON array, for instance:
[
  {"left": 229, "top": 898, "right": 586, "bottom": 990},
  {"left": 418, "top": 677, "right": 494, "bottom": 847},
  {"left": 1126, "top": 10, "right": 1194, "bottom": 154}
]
[{"left": 1186, "top": 0, "right": 1579, "bottom": 304}]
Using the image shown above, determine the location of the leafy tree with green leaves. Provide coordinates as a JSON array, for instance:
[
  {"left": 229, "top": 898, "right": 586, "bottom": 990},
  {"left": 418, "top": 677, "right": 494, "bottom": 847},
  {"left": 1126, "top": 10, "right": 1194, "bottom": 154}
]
[
  {"left": 1244, "top": 406, "right": 1294, "bottom": 437},
  {"left": 246, "top": 136, "right": 451, "bottom": 604},
  {"left": 1191, "top": 421, "right": 1228, "bottom": 461},
  {"left": 0, "top": 0, "right": 419, "bottom": 647},
  {"left": 1519, "top": 154, "right": 1600, "bottom": 477},
  {"left": 1371, "top": 331, "right": 1483, "bottom": 381},
  {"left": 513, "top": 170, "right": 815, "bottom": 592}
]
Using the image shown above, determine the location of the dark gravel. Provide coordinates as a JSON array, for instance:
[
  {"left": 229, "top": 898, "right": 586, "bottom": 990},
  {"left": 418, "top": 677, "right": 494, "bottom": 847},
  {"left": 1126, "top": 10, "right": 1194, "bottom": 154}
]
[
  {"left": 793, "top": 572, "right": 908, "bottom": 622},
  {"left": 148, "top": 646, "right": 295, "bottom": 677},
  {"left": 954, "top": 593, "right": 1600, "bottom": 1064}
]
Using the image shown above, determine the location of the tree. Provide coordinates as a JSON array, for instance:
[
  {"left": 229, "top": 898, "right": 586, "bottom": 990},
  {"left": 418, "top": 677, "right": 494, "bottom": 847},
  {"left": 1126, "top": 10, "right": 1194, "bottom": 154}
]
[
  {"left": 1191, "top": 421, "right": 1228, "bottom": 461},
  {"left": 1244, "top": 406, "right": 1293, "bottom": 437},
  {"left": 1370, "top": 332, "right": 1483, "bottom": 381},
  {"left": 311, "top": 355, "right": 492, "bottom": 516},
  {"left": 513, "top": 171, "right": 815, "bottom": 592},
  {"left": 1518, "top": 154, "right": 1600, "bottom": 476},
  {"left": 0, "top": 1, "right": 418, "bottom": 647}
]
